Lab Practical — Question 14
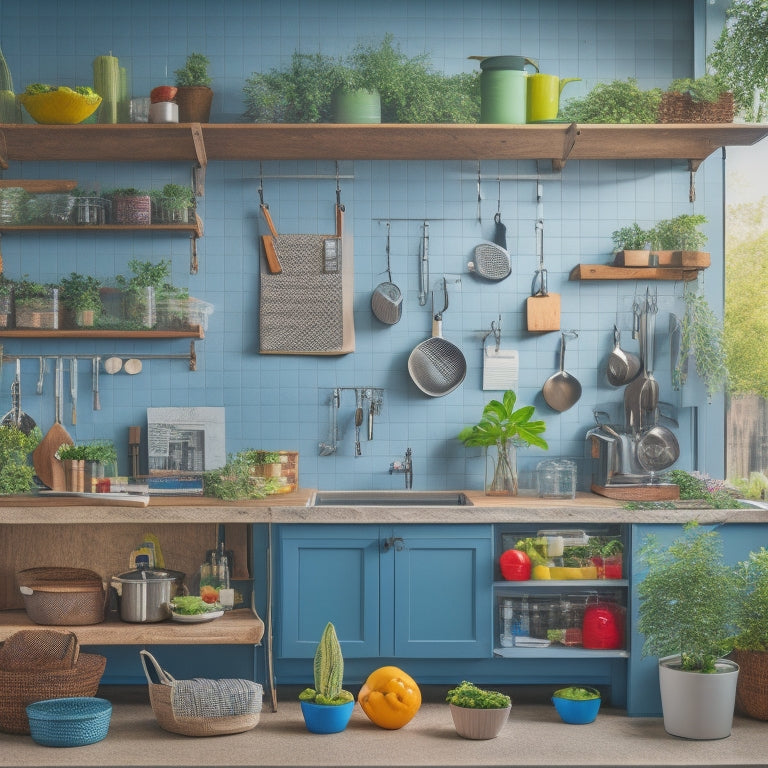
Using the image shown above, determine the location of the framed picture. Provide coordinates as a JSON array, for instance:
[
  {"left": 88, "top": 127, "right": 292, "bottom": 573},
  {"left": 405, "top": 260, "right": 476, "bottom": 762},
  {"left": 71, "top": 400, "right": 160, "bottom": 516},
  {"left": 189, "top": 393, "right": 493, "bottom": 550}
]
[{"left": 147, "top": 407, "right": 225, "bottom": 474}]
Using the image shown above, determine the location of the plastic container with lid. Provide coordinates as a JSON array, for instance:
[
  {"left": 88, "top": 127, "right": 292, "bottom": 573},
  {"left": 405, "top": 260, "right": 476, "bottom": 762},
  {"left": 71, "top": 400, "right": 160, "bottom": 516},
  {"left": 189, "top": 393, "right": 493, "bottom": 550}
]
[{"left": 536, "top": 458, "right": 577, "bottom": 498}]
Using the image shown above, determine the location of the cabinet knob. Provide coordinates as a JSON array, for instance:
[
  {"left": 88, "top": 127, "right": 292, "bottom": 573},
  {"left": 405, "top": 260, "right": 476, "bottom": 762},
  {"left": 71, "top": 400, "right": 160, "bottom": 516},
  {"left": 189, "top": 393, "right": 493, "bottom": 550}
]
[{"left": 382, "top": 536, "right": 405, "bottom": 552}]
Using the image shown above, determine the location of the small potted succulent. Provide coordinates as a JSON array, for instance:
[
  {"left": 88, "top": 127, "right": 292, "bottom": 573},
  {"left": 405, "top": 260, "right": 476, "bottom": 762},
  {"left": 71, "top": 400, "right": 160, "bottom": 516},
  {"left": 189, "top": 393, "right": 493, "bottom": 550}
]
[
  {"left": 297, "top": 621, "right": 355, "bottom": 733},
  {"left": 551, "top": 686, "right": 601, "bottom": 724},
  {"left": 445, "top": 681, "right": 511, "bottom": 740}
]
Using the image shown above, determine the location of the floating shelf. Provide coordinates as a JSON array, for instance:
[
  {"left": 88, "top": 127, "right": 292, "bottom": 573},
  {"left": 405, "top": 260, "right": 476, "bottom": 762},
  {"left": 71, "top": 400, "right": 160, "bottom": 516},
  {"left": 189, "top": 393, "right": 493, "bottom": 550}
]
[
  {"left": 0, "top": 327, "right": 205, "bottom": 339},
  {"left": 569, "top": 264, "right": 701, "bottom": 282}
]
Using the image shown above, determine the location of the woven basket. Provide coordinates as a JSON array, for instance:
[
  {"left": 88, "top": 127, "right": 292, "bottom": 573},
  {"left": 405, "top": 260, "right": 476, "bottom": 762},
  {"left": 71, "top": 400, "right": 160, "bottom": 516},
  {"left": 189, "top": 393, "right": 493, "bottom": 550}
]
[
  {"left": 0, "top": 631, "right": 106, "bottom": 734},
  {"left": 658, "top": 91, "right": 734, "bottom": 123},
  {"left": 26, "top": 697, "right": 112, "bottom": 747},
  {"left": 17, "top": 567, "right": 106, "bottom": 626},
  {"left": 140, "top": 650, "right": 262, "bottom": 737},
  {"left": 731, "top": 649, "right": 768, "bottom": 720}
]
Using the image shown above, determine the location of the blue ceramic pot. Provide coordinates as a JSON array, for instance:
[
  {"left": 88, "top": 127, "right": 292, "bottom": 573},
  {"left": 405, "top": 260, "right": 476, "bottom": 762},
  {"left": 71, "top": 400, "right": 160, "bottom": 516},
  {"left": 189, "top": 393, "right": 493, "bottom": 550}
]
[
  {"left": 551, "top": 690, "right": 601, "bottom": 724},
  {"left": 300, "top": 700, "right": 354, "bottom": 734}
]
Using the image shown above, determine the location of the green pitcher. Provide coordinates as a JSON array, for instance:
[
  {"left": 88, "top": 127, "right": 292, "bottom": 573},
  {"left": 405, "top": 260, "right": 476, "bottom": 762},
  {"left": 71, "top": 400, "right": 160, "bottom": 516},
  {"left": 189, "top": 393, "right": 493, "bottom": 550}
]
[
  {"left": 477, "top": 56, "right": 539, "bottom": 124},
  {"left": 526, "top": 73, "right": 581, "bottom": 122}
]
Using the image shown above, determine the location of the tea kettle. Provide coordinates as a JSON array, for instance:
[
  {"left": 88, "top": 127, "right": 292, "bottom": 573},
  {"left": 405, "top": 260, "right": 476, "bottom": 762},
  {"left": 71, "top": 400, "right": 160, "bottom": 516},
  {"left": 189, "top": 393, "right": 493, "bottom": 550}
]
[
  {"left": 526, "top": 74, "right": 581, "bottom": 122},
  {"left": 472, "top": 55, "right": 539, "bottom": 124}
]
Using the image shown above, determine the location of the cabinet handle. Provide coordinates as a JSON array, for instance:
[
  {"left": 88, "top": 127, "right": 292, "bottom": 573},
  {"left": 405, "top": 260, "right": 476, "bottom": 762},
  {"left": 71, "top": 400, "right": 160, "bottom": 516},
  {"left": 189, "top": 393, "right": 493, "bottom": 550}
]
[{"left": 382, "top": 536, "right": 405, "bottom": 552}]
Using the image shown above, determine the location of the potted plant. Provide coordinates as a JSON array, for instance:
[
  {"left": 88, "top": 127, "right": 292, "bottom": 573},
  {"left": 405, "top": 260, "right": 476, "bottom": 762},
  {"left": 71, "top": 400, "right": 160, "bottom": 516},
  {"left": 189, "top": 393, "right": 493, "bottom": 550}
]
[
  {"left": 114, "top": 259, "right": 177, "bottom": 329},
  {"left": 243, "top": 449, "right": 283, "bottom": 478},
  {"left": 72, "top": 187, "right": 107, "bottom": 225},
  {"left": 637, "top": 522, "right": 740, "bottom": 739},
  {"left": 649, "top": 213, "right": 709, "bottom": 267},
  {"left": 12, "top": 278, "right": 59, "bottom": 329},
  {"left": 559, "top": 78, "right": 662, "bottom": 123},
  {"left": 59, "top": 272, "right": 103, "bottom": 328},
  {"left": 297, "top": 621, "right": 355, "bottom": 733},
  {"left": 0, "top": 425, "right": 41, "bottom": 495},
  {"left": 729, "top": 546, "right": 768, "bottom": 721},
  {"left": 202, "top": 452, "right": 282, "bottom": 500},
  {"left": 0, "top": 274, "right": 13, "bottom": 328},
  {"left": 109, "top": 187, "right": 151, "bottom": 225},
  {"left": 673, "top": 283, "right": 728, "bottom": 402},
  {"left": 445, "top": 681, "right": 511, "bottom": 740},
  {"left": 551, "top": 686, "right": 601, "bottom": 724},
  {"left": 458, "top": 389, "right": 548, "bottom": 496},
  {"left": 152, "top": 183, "right": 195, "bottom": 224},
  {"left": 611, "top": 222, "right": 652, "bottom": 266},
  {"left": 174, "top": 53, "right": 213, "bottom": 123},
  {"left": 708, "top": 0, "right": 768, "bottom": 122},
  {"left": 659, "top": 75, "right": 734, "bottom": 124}
]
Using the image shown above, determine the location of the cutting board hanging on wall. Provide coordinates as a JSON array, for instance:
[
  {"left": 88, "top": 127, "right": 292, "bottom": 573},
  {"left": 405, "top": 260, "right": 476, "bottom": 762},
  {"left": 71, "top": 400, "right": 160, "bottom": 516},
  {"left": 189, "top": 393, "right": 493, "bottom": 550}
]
[{"left": 526, "top": 196, "right": 560, "bottom": 333}]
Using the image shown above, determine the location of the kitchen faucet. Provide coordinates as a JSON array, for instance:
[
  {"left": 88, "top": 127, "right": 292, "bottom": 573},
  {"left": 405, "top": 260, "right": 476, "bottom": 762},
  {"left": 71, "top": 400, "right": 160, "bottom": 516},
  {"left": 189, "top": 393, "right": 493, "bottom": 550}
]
[{"left": 389, "top": 448, "right": 413, "bottom": 489}]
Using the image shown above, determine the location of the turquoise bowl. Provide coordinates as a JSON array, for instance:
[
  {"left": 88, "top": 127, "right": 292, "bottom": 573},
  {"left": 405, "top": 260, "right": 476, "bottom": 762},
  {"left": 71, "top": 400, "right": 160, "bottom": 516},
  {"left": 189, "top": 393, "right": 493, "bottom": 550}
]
[{"left": 552, "top": 692, "right": 601, "bottom": 724}]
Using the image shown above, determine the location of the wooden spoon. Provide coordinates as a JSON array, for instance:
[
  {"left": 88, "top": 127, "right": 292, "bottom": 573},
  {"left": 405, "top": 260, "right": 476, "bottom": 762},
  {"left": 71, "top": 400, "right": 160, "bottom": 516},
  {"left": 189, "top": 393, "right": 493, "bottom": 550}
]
[{"left": 32, "top": 358, "right": 73, "bottom": 490}]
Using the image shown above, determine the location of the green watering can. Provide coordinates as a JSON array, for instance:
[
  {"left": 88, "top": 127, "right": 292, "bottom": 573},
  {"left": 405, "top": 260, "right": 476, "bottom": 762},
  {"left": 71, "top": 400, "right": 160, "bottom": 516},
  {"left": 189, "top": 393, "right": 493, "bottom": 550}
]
[
  {"left": 474, "top": 55, "right": 539, "bottom": 124},
  {"left": 526, "top": 73, "right": 581, "bottom": 122}
]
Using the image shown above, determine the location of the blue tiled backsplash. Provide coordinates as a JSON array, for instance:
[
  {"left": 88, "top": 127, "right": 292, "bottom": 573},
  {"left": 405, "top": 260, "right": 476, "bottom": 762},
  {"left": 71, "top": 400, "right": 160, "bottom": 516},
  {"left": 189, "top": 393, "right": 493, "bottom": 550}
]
[{"left": 0, "top": 0, "right": 724, "bottom": 490}]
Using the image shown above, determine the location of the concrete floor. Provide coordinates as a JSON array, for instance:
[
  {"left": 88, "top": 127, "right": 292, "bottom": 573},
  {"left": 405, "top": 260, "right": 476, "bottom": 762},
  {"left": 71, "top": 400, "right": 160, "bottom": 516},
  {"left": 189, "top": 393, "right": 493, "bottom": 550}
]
[{"left": 2, "top": 686, "right": 768, "bottom": 767}]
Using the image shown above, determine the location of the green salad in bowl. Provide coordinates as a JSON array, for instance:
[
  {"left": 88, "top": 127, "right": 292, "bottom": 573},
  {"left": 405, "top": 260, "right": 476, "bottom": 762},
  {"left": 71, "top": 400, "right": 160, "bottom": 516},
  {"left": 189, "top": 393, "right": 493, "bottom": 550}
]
[{"left": 171, "top": 596, "right": 223, "bottom": 615}]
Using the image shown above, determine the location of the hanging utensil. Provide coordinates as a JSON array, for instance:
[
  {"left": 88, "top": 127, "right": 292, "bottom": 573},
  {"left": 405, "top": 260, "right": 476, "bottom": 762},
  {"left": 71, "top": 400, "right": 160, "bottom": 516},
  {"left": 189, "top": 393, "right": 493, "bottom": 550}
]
[
  {"left": 468, "top": 181, "right": 511, "bottom": 281},
  {"left": 526, "top": 188, "right": 560, "bottom": 332},
  {"left": 606, "top": 325, "right": 641, "bottom": 386},
  {"left": 124, "top": 358, "right": 143, "bottom": 375},
  {"left": 371, "top": 222, "right": 403, "bottom": 324},
  {"left": 542, "top": 331, "right": 582, "bottom": 412},
  {"left": 1, "top": 358, "right": 36, "bottom": 433},
  {"left": 319, "top": 388, "right": 339, "bottom": 456},
  {"left": 93, "top": 356, "right": 101, "bottom": 411},
  {"left": 104, "top": 356, "right": 122, "bottom": 374},
  {"left": 637, "top": 424, "right": 680, "bottom": 474},
  {"left": 354, "top": 389, "right": 363, "bottom": 456},
  {"left": 418, "top": 221, "right": 429, "bottom": 306},
  {"left": 640, "top": 288, "right": 659, "bottom": 415},
  {"left": 494, "top": 179, "right": 507, "bottom": 249},
  {"left": 36, "top": 357, "right": 46, "bottom": 395},
  {"left": 408, "top": 278, "right": 467, "bottom": 397},
  {"left": 69, "top": 358, "right": 77, "bottom": 425}
]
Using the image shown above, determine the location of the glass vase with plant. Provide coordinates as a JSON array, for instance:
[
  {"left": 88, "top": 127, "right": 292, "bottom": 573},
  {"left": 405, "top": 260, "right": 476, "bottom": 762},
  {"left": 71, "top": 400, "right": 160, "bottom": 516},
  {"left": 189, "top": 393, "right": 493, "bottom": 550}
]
[
  {"left": 115, "top": 259, "right": 177, "bottom": 329},
  {"left": 59, "top": 272, "right": 103, "bottom": 328},
  {"left": 12, "top": 277, "right": 59, "bottom": 329},
  {"left": 458, "top": 389, "right": 548, "bottom": 496},
  {"left": 0, "top": 274, "right": 13, "bottom": 327},
  {"left": 153, "top": 183, "right": 195, "bottom": 224}
]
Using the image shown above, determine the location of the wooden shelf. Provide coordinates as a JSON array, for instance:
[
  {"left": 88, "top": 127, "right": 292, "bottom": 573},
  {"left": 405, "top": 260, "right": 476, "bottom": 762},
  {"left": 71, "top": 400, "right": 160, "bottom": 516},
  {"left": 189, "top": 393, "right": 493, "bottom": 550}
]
[
  {"left": 494, "top": 647, "right": 629, "bottom": 659},
  {"left": 0, "top": 222, "right": 203, "bottom": 237},
  {"left": 569, "top": 264, "right": 701, "bottom": 282},
  {"left": 0, "top": 327, "right": 204, "bottom": 339},
  {"left": 0, "top": 608, "right": 264, "bottom": 645},
  {"left": 1, "top": 122, "right": 766, "bottom": 166}
]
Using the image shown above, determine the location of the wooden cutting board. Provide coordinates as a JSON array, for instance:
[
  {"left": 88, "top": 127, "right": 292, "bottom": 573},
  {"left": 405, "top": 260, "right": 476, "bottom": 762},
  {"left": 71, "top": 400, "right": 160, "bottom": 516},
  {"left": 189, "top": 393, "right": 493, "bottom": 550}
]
[
  {"left": 526, "top": 292, "right": 561, "bottom": 332},
  {"left": 32, "top": 423, "right": 73, "bottom": 491}
]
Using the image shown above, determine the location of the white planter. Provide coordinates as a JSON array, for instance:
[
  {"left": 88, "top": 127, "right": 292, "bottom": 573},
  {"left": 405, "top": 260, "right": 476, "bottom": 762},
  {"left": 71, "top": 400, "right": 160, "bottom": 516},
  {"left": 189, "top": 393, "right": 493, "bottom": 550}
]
[
  {"left": 449, "top": 703, "right": 510, "bottom": 739},
  {"left": 658, "top": 655, "right": 739, "bottom": 739}
]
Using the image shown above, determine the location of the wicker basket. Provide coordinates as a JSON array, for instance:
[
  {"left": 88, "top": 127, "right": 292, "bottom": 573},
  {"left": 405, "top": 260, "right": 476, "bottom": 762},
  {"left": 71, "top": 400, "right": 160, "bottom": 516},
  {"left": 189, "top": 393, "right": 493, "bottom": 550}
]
[
  {"left": 26, "top": 697, "right": 112, "bottom": 747},
  {"left": 731, "top": 649, "right": 768, "bottom": 720},
  {"left": 658, "top": 91, "right": 735, "bottom": 123},
  {"left": 17, "top": 567, "right": 106, "bottom": 626},
  {"left": 0, "top": 631, "right": 106, "bottom": 734},
  {"left": 140, "top": 650, "right": 262, "bottom": 737}
]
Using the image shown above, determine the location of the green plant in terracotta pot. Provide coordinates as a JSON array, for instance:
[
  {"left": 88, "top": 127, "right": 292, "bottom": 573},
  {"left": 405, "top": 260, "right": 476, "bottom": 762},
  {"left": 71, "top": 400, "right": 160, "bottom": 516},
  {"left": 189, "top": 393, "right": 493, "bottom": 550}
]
[
  {"left": 174, "top": 52, "right": 213, "bottom": 123},
  {"left": 12, "top": 277, "right": 59, "bottom": 329},
  {"left": 458, "top": 389, "right": 548, "bottom": 496},
  {"left": 298, "top": 621, "right": 355, "bottom": 733}
]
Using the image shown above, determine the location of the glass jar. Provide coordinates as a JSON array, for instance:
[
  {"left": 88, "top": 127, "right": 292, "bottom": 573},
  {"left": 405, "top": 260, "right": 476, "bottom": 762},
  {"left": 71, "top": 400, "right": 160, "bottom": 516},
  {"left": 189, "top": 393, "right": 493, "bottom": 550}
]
[{"left": 536, "top": 458, "right": 577, "bottom": 498}]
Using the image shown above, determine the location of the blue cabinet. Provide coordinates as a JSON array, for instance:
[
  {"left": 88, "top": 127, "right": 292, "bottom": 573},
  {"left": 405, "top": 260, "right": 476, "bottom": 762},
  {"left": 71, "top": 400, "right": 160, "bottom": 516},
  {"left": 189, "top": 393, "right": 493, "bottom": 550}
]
[{"left": 277, "top": 524, "right": 493, "bottom": 660}]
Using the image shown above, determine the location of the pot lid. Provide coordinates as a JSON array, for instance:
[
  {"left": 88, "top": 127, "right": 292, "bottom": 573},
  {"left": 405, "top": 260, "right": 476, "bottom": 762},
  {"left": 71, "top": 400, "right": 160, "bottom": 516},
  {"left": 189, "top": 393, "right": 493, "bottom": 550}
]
[
  {"left": 478, "top": 56, "right": 539, "bottom": 72},
  {"left": 113, "top": 567, "right": 177, "bottom": 582}
]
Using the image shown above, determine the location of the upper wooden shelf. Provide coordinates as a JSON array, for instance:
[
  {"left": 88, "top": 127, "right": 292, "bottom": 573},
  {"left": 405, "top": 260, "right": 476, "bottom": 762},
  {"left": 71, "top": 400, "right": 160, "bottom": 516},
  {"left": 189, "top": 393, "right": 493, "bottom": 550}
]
[
  {"left": 1, "top": 123, "right": 766, "bottom": 168},
  {"left": 0, "top": 327, "right": 205, "bottom": 339}
]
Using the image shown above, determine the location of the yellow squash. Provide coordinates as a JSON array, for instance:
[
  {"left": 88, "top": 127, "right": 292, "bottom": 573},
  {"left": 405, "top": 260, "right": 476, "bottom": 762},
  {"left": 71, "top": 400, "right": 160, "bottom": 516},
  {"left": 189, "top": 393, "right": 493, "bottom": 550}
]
[{"left": 358, "top": 665, "right": 421, "bottom": 729}]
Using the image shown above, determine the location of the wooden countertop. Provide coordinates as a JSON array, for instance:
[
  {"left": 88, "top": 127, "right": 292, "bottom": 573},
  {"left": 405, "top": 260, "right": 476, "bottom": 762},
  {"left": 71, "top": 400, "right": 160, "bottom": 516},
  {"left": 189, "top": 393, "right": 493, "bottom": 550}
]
[{"left": 0, "top": 490, "right": 764, "bottom": 525}]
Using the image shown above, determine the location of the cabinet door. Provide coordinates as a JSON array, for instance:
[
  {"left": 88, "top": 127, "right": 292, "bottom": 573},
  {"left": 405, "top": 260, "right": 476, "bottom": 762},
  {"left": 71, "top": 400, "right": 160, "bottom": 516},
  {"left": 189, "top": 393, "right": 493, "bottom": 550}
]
[
  {"left": 390, "top": 525, "right": 493, "bottom": 658},
  {"left": 278, "top": 525, "right": 380, "bottom": 658}
]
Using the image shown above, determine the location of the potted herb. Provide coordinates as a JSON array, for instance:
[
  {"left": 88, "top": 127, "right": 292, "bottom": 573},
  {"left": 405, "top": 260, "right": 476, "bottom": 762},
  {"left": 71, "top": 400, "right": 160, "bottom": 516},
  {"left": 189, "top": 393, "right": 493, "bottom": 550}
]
[
  {"left": 729, "top": 547, "right": 768, "bottom": 720},
  {"left": 174, "top": 53, "right": 213, "bottom": 123},
  {"left": 659, "top": 75, "right": 734, "bottom": 123},
  {"left": 12, "top": 278, "right": 59, "bottom": 329},
  {"left": 114, "top": 259, "right": 177, "bottom": 329},
  {"left": 0, "top": 274, "right": 13, "bottom": 328},
  {"left": 109, "top": 187, "right": 150, "bottom": 225},
  {"left": 243, "top": 449, "right": 283, "bottom": 479},
  {"left": 59, "top": 440, "right": 117, "bottom": 492},
  {"left": 551, "top": 686, "right": 601, "bottom": 724},
  {"left": 559, "top": 78, "right": 662, "bottom": 123},
  {"left": 458, "top": 389, "right": 548, "bottom": 496},
  {"left": 72, "top": 187, "right": 107, "bottom": 225},
  {"left": 637, "top": 522, "right": 740, "bottom": 739},
  {"left": 610, "top": 222, "right": 652, "bottom": 265},
  {"left": 650, "top": 214, "right": 709, "bottom": 266},
  {"left": 298, "top": 621, "right": 355, "bottom": 733},
  {"left": 674, "top": 284, "right": 728, "bottom": 401},
  {"left": 152, "top": 183, "right": 195, "bottom": 224},
  {"left": 202, "top": 452, "right": 281, "bottom": 500},
  {"left": 59, "top": 272, "right": 103, "bottom": 328},
  {"left": 0, "top": 425, "right": 41, "bottom": 494},
  {"left": 709, "top": 0, "right": 768, "bottom": 122},
  {"left": 445, "top": 681, "right": 511, "bottom": 740}
]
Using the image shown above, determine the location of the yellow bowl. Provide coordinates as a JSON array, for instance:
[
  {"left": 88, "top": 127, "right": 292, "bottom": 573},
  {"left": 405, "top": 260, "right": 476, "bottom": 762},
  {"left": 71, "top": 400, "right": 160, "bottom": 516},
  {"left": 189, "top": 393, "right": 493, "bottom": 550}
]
[{"left": 19, "top": 90, "right": 102, "bottom": 124}]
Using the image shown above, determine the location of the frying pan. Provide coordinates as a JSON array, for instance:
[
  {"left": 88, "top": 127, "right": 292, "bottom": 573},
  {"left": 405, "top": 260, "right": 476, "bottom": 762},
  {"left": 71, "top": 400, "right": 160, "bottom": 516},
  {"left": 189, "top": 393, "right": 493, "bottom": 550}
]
[
  {"left": 607, "top": 325, "right": 641, "bottom": 386},
  {"left": 408, "top": 278, "right": 467, "bottom": 397},
  {"left": 371, "top": 222, "right": 402, "bottom": 324},
  {"left": 542, "top": 331, "right": 582, "bottom": 412}
]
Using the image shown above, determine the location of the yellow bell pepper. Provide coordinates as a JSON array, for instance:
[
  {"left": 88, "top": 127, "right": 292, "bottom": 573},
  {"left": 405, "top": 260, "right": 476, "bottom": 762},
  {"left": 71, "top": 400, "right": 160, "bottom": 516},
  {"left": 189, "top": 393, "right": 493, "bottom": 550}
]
[
  {"left": 531, "top": 564, "right": 552, "bottom": 580},
  {"left": 358, "top": 665, "right": 421, "bottom": 729}
]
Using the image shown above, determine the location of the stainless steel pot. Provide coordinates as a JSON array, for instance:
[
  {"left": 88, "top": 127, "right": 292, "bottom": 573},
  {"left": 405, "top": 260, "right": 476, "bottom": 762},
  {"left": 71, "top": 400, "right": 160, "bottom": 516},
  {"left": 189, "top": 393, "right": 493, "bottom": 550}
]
[{"left": 111, "top": 565, "right": 179, "bottom": 623}]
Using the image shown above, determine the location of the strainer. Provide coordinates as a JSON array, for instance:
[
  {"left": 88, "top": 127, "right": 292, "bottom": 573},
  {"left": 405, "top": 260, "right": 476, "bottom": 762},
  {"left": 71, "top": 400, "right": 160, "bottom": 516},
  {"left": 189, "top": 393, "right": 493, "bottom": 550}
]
[
  {"left": 371, "top": 222, "right": 402, "bottom": 324},
  {"left": 408, "top": 278, "right": 467, "bottom": 397}
]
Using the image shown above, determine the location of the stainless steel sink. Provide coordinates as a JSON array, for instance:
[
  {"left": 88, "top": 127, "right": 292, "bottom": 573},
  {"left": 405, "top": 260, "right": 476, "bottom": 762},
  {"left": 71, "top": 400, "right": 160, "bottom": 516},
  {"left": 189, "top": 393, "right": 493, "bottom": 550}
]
[{"left": 308, "top": 490, "right": 473, "bottom": 506}]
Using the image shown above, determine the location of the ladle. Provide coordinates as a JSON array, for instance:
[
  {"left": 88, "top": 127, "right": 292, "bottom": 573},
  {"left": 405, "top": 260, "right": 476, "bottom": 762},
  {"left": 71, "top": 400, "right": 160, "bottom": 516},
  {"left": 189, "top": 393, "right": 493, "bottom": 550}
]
[
  {"left": 542, "top": 331, "right": 582, "bottom": 412},
  {"left": 607, "top": 325, "right": 641, "bottom": 386}
]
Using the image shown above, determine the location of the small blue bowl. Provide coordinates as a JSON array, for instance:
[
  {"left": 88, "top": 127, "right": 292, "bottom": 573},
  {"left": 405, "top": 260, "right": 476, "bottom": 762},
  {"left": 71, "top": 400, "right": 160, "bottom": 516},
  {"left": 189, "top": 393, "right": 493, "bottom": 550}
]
[
  {"left": 552, "top": 690, "right": 601, "bottom": 724},
  {"left": 300, "top": 699, "right": 354, "bottom": 734}
]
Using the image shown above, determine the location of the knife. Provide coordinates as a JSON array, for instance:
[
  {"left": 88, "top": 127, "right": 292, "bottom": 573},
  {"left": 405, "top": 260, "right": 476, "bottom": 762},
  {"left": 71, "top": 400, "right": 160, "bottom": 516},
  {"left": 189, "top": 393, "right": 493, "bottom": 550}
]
[{"left": 70, "top": 358, "right": 77, "bottom": 425}]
